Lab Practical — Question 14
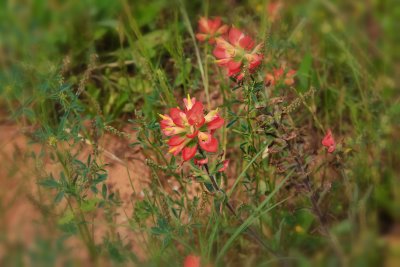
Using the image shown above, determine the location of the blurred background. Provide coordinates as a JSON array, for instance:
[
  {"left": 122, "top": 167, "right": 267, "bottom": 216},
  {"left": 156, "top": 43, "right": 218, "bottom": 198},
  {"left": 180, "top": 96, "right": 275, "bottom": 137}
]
[{"left": 0, "top": 0, "right": 399, "bottom": 266}]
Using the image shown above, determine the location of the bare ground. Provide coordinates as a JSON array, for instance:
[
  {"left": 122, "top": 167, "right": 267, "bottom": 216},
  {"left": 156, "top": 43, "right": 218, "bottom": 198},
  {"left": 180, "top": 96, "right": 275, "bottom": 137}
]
[{"left": 0, "top": 123, "right": 151, "bottom": 264}]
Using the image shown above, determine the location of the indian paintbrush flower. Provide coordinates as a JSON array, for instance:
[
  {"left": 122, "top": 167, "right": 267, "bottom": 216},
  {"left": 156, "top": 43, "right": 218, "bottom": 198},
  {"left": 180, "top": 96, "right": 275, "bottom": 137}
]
[
  {"left": 322, "top": 129, "right": 336, "bottom": 153},
  {"left": 213, "top": 27, "right": 263, "bottom": 81},
  {"left": 265, "top": 67, "right": 296, "bottom": 86},
  {"left": 159, "top": 95, "right": 224, "bottom": 161}
]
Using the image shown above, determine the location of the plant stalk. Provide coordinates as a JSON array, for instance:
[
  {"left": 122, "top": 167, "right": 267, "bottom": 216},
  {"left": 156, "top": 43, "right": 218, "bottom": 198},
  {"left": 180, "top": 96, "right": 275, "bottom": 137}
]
[{"left": 198, "top": 149, "right": 279, "bottom": 257}]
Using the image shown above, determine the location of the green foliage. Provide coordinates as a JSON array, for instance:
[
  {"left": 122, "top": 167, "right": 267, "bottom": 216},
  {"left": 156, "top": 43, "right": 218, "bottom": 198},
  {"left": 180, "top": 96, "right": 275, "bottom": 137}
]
[{"left": 0, "top": 0, "right": 398, "bottom": 266}]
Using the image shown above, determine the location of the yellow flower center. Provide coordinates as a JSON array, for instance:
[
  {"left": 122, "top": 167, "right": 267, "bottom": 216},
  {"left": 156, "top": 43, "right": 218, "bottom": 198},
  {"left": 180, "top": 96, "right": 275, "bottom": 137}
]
[{"left": 198, "top": 132, "right": 209, "bottom": 142}]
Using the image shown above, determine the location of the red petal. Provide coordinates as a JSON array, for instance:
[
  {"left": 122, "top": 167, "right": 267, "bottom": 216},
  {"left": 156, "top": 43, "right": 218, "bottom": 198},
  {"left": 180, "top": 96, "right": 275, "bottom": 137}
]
[
  {"left": 169, "top": 141, "right": 187, "bottom": 156},
  {"left": 322, "top": 129, "right": 335, "bottom": 147},
  {"left": 198, "top": 17, "right": 209, "bottom": 33},
  {"left": 229, "top": 27, "right": 243, "bottom": 46},
  {"left": 160, "top": 120, "right": 170, "bottom": 129},
  {"left": 159, "top": 114, "right": 173, "bottom": 129},
  {"left": 194, "top": 157, "right": 208, "bottom": 166},
  {"left": 208, "top": 38, "right": 216, "bottom": 44},
  {"left": 287, "top": 69, "right": 297, "bottom": 77},
  {"left": 199, "top": 136, "right": 218, "bottom": 152},
  {"left": 239, "top": 35, "right": 254, "bottom": 50},
  {"left": 228, "top": 67, "right": 241, "bottom": 76},
  {"left": 249, "top": 54, "right": 263, "bottom": 70},
  {"left": 217, "top": 25, "right": 229, "bottom": 35},
  {"left": 265, "top": 73, "right": 275, "bottom": 86},
  {"left": 207, "top": 116, "right": 224, "bottom": 130},
  {"left": 213, "top": 46, "right": 229, "bottom": 59},
  {"left": 196, "top": 33, "right": 207, "bottom": 42},
  {"left": 215, "top": 58, "right": 233, "bottom": 66},
  {"left": 284, "top": 77, "right": 295, "bottom": 86},
  {"left": 186, "top": 129, "right": 199, "bottom": 139},
  {"left": 273, "top": 68, "right": 284, "bottom": 79},
  {"left": 227, "top": 60, "right": 242, "bottom": 71},
  {"left": 182, "top": 144, "right": 198, "bottom": 161},
  {"left": 186, "top": 101, "right": 205, "bottom": 126},
  {"left": 218, "top": 159, "right": 230, "bottom": 172},
  {"left": 183, "top": 96, "right": 196, "bottom": 111},
  {"left": 235, "top": 72, "right": 245, "bottom": 81},
  {"left": 170, "top": 108, "right": 184, "bottom": 127},
  {"left": 168, "top": 135, "right": 186, "bottom": 146},
  {"left": 209, "top": 17, "right": 221, "bottom": 32},
  {"left": 184, "top": 255, "right": 201, "bottom": 267}
]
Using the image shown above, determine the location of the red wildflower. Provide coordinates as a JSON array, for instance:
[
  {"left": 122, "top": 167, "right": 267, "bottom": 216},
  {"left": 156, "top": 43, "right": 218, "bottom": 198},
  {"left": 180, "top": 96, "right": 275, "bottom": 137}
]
[
  {"left": 196, "top": 17, "right": 229, "bottom": 44},
  {"left": 218, "top": 160, "right": 229, "bottom": 172},
  {"left": 213, "top": 27, "right": 263, "bottom": 81},
  {"left": 159, "top": 95, "right": 224, "bottom": 161},
  {"left": 183, "top": 254, "right": 201, "bottom": 267},
  {"left": 322, "top": 129, "right": 336, "bottom": 153},
  {"left": 265, "top": 67, "right": 296, "bottom": 86}
]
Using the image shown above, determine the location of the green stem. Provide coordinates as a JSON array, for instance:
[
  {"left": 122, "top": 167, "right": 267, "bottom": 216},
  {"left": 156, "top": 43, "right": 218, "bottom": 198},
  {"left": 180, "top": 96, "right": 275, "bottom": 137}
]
[
  {"left": 179, "top": 0, "right": 211, "bottom": 108},
  {"left": 287, "top": 140, "right": 347, "bottom": 266},
  {"left": 198, "top": 149, "right": 277, "bottom": 256},
  {"left": 66, "top": 198, "right": 97, "bottom": 261}
]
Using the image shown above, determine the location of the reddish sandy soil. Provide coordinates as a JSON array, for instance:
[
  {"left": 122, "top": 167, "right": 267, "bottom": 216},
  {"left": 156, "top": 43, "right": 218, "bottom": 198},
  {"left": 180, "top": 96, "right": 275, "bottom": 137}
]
[
  {"left": 0, "top": 123, "right": 152, "bottom": 264},
  {"left": 0, "top": 119, "right": 207, "bottom": 265}
]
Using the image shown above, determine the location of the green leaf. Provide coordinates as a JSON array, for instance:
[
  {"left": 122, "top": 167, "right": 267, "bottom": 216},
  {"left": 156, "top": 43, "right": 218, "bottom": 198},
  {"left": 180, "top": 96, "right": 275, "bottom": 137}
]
[
  {"left": 253, "top": 81, "right": 264, "bottom": 92},
  {"left": 54, "top": 191, "right": 64, "bottom": 204},
  {"left": 150, "top": 227, "right": 165, "bottom": 235},
  {"left": 107, "top": 241, "right": 125, "bottom": 263},
  {"left": 102, "top": 184, "right": 107, "bottom": 199},
  {"left": 58, "top": 211, "right": 74, "bottom": 225},
  {"left": 93, "top": 173, "right": 107, "bottom": 184},
  {"left": 217, "top": 170, "right": 293, "bottom": 262},
  {"left": 298, "top": 52, "right": 313, "bottom": 92},
  {"left": 227, "top": 118, "right": 238, "bottom": 128},
  {"left": 169, "top": 156, "right": 176, "bottom": 167},
  {"left": 151, "top": 217, "right": 170, "bottom": 235},
  {"left": 38, "top": 178, "right": 59, "bottom": 189},
  {"left": 90, "top": 185, "right": 98, "bottom": 194},
  {"left": 129, "top": 142, "right": 141, "bottom": 147},
  {"left": 162, "top": 235, "right": 172, "bottom": 249},
  {"left": 81, "top": 198, "right": 100, "bottom": 212},
  {"left": 204, "top": 182, "right": 214, "bottom": 192}
]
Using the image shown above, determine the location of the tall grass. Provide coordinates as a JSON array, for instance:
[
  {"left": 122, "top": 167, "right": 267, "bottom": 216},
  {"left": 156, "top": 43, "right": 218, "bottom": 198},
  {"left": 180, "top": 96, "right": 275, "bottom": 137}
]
[{"left": 0, "top": 0, "right": 399, "bottom": 266}]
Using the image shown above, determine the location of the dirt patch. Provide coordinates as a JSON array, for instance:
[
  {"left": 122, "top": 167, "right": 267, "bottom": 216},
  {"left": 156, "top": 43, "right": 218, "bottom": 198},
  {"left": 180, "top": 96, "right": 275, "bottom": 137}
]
[{"left": 0, "top": 123, "right": 152, "bottom": 264}]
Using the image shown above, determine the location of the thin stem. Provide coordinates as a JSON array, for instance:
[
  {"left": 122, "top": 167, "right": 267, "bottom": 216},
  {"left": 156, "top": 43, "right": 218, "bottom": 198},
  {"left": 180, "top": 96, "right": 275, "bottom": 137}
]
[
  {"left": 303, "top": 176, "right": 347, "bottom": 266},
  {"left": 179, "top": 0, "right": 211, "bottom": 108},
  {"left": 287, "top": 141, "right": 347, "bottom": 266},
  {"left": 198, "top": 149, "right": 279, "bottom": 257},
  {"left": 66, "top": 198, "right": 97, "bottom": 261}
]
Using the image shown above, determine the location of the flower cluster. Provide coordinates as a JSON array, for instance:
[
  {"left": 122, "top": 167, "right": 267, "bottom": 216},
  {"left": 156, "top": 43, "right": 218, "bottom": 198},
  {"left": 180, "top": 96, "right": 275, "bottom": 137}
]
[
  {"left": 158, "top": 17, "right": 327, "bottom": 164},
  {"left": 159, "top": 95, "right": 224, "bottom": 161},
  {"left": 196, "top": 18, "right": 263, "bottom": 81},
  {"left": 265, "top": 67, "right": 296, "bottom": 86}
]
